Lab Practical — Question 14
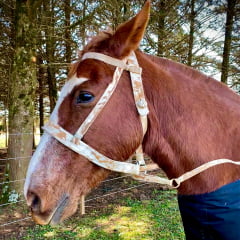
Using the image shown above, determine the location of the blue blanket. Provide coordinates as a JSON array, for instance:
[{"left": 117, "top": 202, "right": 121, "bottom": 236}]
[{"left": 178, "top": 180, "right": 240, "bottom": 240}]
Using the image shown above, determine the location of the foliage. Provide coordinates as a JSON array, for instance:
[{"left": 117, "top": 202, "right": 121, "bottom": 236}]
[{"left": 0, "top": 0, "right": 239, "bottom": 125}]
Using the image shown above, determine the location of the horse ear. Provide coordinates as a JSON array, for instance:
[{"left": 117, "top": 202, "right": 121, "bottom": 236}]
[{"left": 110, "top": 0, "right": 150, "bottom": 58}]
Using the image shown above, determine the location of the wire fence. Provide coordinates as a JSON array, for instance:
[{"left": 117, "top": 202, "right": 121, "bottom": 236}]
[
  {"left": 0, "top": 157, "right": 163, "bottom": 233},
  {"left": 0, "top": 156, "right": 32, "bottom": 161},
  {"left": 0, "top": 132, "right": 164, "bottom": 239},
  {"left": 0, "top": 179, "right": 153, "bottom": 228},
  {"left": 0, "top": 132, "right": 42, "bottom": 149},
  {"left": 0, "top": 177, "right": 158, "bottom": 228}
]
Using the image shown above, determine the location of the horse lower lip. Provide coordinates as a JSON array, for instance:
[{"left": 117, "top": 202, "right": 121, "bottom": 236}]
[{"left": 49, "top": 194, "right": 69, "bottom": 225}]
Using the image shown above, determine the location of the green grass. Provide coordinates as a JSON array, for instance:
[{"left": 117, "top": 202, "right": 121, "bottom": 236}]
[{"left": 17, "top": 190, "right": 184, "bottom": 240}]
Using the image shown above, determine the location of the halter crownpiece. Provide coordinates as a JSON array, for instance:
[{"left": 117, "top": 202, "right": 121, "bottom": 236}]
[{"left": 43, "top": 51, "right": 240, "bottom": 188}]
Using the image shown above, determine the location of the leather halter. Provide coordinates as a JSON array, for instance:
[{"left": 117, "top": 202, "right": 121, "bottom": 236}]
[
  {"left": 43, "top": 51, "right": 240, "bottom": 188},
  {"left": 43, "top": 52, "right": 148, "bottom": 175}
]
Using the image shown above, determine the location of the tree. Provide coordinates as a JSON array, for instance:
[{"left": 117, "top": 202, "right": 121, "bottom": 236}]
[
  {"left": 187, "top": 0, "right": 196, "bottom": 66},
  {"left": 0, "top": 0, "right": 14, "bottom": 118},
  {"left": 221, "top": 0, "right": 237, "bottom": 84},
  {"left": 155, "top": 0, "right": 168, "bottom": 57},
  {"left": 145, "top": 0, "right": 184, "bottom": 59},
  {"left": 64, "top": 0, "right": 72, "bottom": 64},
  {"left": 43, "top": 0, "right": 57, "bottom": 112},
  {"left": 8, "top": 0, "right": 40, "bottom": 194},
  {"left": 37, "top": 53, "right": 45, "bottom": 136}
]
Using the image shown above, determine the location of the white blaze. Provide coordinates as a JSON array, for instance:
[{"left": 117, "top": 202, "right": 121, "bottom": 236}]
[{"left": 24, "top": 76, "right": 88, "bottom": 198}]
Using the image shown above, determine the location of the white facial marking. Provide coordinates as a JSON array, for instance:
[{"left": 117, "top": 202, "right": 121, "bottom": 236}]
[
  {"left": 24, "top": 133, "right": 51, "bottom": 198},
  {"left": 50, "top": 75, "right": 88, "bottom": 124},
  {"left": 24, "top": 75, "right": 88, "bottom": 199}
]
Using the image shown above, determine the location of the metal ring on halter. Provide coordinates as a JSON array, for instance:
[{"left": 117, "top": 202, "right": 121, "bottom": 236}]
[{"left": 170, "top": 179, "right": 181, "bottom": 189}]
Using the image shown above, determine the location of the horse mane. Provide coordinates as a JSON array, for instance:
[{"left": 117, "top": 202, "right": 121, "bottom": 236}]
[{"left": 149, "top": 54, "right": 209, "bottom": 81}]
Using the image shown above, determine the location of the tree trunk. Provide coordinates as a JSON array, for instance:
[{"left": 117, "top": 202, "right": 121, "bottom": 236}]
[
  {"left": 80, "top": 0, "right": 87, "bottom": 47},
  {"left": 221, "top": 0, "right": 237, "bottom": 84},
  {"left": 8, "top": 0, "right": 38, "bottom": 194},
  {"left": 4, "top": 108, "right": 8, "bottom": 148},
  {"left": 157, "top": 1, "right": 166, "bottom": 57},
  {"left": 65, "top": 0, "right": 72, "bottom": 64},
  {"left": 43, "top": 0, "right": 57, "bottom": 112},
  {"left": 187, "top": 0, "right": 195, "bottom": 66},
  {"left": 37, "top": 54, "right": 44, "bottom": 136}
]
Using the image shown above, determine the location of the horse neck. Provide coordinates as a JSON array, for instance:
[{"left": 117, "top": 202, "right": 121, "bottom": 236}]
[{"left": 137, "top": 51, "right": 240, "bottom": 195}]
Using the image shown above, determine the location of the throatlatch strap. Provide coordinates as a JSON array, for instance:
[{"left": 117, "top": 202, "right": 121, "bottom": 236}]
[
  {"left": 127, "top": 52, "right": 149, "bottom": 166},
  {"left": 80, "top": 51, "right": 149, "bottom": 167},
  {"left": 127, "top": 52, "right": 149, "bottom": 118}
]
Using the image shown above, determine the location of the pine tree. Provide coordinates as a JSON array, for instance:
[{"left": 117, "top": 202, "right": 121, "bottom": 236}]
[{"left": 8, "top": 0, "right": 40, "bottom": 194}]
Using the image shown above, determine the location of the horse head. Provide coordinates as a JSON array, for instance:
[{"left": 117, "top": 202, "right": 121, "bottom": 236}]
[{"left": 24, "top": 1, "right": 150, "bottom": 225}]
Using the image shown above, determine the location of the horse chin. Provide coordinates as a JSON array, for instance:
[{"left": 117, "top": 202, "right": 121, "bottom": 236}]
[
  {"left": 31, "top": 193, "right": 77, "bottom": 226},
  {"left": 32, "top": 213, "right": 51, "bottom": 226}
]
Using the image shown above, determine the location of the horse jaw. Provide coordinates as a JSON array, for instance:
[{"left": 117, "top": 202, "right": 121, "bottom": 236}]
[{"left": 24, "top": 133, "right": 110, "bottom": 225}]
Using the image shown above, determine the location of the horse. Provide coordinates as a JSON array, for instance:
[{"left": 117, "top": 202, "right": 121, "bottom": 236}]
[{"left": 24, "top": 1, "right": 240, "bottom": 239}]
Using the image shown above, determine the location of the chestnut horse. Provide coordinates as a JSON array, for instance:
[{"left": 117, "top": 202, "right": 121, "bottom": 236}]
[{"left": 24, "top": 1, "right": 240, "bottom": 239}]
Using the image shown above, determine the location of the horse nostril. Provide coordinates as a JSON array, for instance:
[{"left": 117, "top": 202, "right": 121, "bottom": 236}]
[{"left": 27, "top": 191, "right": 41, "bottom": 213}]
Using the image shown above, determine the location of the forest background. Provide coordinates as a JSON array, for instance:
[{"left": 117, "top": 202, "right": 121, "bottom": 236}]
[{"left": 0, "top": 0, "right": 239, "bottom": 199}]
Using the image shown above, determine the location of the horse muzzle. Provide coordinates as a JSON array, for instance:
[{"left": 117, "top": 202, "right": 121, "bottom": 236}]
[{"left": 27, "top": 191, "right": 70, "bottom": 225}]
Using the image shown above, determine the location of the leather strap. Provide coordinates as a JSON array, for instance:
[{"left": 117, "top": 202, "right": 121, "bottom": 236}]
[
  {"left": 43, "top": 122, "right": 141, "bottom": 175},
  {"left": 74, "top": 66, "right": 124, "bottom": 139},
  {"left": 82, "top": 52, "right": 142, "bottom": 74}
]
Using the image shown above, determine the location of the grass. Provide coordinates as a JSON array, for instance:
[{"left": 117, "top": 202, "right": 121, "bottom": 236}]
[{"left": 15, "top": 190, "right": 184, "bottom": 240}]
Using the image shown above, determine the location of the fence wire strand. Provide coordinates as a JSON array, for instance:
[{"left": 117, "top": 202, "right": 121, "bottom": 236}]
[
  {"left": 0, "top": 156, "right": 32, "bottom": 161},
  {"left": 0, "top": 179, "right": 25, "bottom": 185},
  {"left": 86, "top": 182, "right": 150, "bottom": 203},
  {"left": 8, "top": 133, "right": 34, "bottom": 136},
  {"left": 0, "top": 217, "right": 32, "bottom": 227},
  {"left": 0, "top": 199, "right": 25, "bottom": 208}
]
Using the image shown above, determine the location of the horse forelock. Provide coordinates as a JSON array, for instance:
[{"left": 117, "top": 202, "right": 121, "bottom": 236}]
[
  {"left": 68, "top": 31, "right": 114, "bottom": 79},
  {"left": 82, "top": 30, "right": 113, "bottom": 53}
]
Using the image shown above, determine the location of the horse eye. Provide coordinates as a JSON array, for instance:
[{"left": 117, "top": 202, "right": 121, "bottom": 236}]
[{"left": 76, "top": 91, "right": 95, "bottom": 104}]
